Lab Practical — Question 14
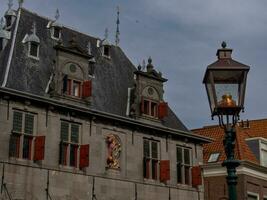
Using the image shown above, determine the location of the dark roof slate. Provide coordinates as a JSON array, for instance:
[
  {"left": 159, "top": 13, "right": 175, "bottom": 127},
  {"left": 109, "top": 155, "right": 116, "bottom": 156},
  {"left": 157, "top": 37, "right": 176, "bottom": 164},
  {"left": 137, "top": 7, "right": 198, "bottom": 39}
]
[{"left": 1, "top": 8, "right": 189, "bottom": 133}]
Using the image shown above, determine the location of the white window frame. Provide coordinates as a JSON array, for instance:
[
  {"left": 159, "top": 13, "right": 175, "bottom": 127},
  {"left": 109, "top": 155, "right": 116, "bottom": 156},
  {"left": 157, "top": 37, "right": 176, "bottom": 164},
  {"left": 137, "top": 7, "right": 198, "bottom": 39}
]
[
  {"left": 60, "top": 120, "right": 81, "bottom": 168},
  {"left": 28, "top": 42, "right": 40, "bottom": 60},
  {"left": 143, "top": 138, "right": 160, "bottom": 180},
  {"left": 208, "top": 152, "right": 220, "bottom": 163},
  {"left": 102, "top": 45, "right": 111, "bottom": 59},
  {"left": 10, "top": 110, "right": 37, "bottom": 160},
  {"left": 176, "top": 145, "right": 192, "bottom": 185},
  {"left": 51, "top": 26, "right": 61, "bottom": 40},
  {"left": 247, "top": 191, "right": 259, "bottom": 200}
]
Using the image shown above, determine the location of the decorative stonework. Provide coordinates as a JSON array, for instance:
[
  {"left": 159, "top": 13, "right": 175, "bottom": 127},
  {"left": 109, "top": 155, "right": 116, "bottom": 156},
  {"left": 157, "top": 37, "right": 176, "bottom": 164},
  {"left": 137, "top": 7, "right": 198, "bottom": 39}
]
[{"left": 106, "top": 134, "right": 121, "bottom": 169}]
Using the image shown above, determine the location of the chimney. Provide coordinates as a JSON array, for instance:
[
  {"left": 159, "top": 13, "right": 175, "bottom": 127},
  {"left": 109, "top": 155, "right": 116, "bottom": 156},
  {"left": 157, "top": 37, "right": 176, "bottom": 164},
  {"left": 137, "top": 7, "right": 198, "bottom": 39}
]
[{"left": 216, "top": 41, "right": 233, "bottom": 59}]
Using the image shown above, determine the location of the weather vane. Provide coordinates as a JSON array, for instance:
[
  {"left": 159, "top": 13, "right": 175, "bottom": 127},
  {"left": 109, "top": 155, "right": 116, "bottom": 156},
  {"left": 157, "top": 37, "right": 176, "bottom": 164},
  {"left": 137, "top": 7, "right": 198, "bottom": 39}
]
[{"left": 115, "top": 6, "right": 120, "bottom": 46}]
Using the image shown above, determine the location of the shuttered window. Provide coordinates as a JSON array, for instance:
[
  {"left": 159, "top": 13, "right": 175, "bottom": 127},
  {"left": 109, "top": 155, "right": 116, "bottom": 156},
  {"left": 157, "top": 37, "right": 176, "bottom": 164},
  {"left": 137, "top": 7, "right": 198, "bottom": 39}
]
[
  {"left": 10, "top": 110, "right": 39, "bottom": 160},
  {"left": 59, "top": 121, "right": 88, "bottom": 168},
  {"left": 143, "top": 139, "right": 159, "bottom": 180}
]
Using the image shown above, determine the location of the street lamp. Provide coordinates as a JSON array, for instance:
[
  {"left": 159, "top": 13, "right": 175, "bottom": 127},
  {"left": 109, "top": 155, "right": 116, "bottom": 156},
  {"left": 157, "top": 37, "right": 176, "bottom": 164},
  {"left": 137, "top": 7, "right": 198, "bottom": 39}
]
[{"left": 203, "top": 42, "right": 250, "bottom": 200}]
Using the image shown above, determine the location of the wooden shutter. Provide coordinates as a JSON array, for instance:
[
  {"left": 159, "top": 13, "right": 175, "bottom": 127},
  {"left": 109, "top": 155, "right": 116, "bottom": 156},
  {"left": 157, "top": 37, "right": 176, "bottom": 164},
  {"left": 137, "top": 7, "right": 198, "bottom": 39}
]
[
  {"left": 34, "top": 136, "right": 45, "bottom": 161},
  {"left": 82, "top": 80, "right": 92, "bottom": 97},
  {"left": 158, "top": 102, "right": 168, "bottom": 119},
  {"left": 160, "top": 160, "right": 170, "bottom": 182},
  {"left": 63, "top": 75, "right": 68, "bottom": 93},
  {"left": 79, "top": 144, "right": 89, "bottom": 168},
  {"left": 191, "top": 166, "right": 202, "bottom": 187}
]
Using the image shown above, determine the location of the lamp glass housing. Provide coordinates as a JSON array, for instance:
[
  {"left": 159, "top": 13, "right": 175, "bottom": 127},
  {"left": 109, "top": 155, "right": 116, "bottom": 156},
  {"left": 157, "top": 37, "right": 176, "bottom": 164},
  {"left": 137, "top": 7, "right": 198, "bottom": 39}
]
[{"left": 204, "top": 69, "right": 248, "bottom": 116}]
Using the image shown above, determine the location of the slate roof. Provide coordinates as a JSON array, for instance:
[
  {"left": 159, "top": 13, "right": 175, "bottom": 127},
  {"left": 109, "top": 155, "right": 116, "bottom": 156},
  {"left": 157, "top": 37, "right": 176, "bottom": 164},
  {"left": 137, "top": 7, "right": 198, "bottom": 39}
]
[
  {"left": 0, "top": 8, "right": 190, "bottom": 133},
  {"left": 192, "top": 119, "right": 267, "bottom": 164}
]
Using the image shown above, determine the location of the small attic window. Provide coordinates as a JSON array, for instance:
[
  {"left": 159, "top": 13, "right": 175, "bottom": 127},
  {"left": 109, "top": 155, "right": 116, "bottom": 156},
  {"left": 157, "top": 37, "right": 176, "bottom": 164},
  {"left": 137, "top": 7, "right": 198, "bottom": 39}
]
[
  {"left": 28, "top": 42, "right": 39, "bottom": 59},
  {"left": 208, "top": 153, "right": 220, "bottom": 163},
  {"left": 103, "top": 46, "right": 110, "bottom": 57},
  {"left": 52, "top": 26, "right": 61, "bottom": 40},
  {"left": 6, "top": 16, "right": 12, "bottom": 28}
]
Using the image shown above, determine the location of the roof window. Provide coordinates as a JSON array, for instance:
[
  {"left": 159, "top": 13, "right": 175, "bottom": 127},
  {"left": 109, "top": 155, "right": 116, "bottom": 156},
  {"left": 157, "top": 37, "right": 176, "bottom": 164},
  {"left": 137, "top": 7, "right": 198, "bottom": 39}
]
[{"left": 208, "top": 152, "right": 220, "bottom": 163}]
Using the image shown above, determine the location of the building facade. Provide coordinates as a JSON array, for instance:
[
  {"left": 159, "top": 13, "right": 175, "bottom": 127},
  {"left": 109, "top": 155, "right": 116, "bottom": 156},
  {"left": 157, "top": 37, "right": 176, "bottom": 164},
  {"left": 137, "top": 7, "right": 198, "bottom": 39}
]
[
  {"left": 193, "top": 119, "right": 267, "bottom": 200},
  {"left": 0, "top": 3, "right": 210, "bottom": 200}
]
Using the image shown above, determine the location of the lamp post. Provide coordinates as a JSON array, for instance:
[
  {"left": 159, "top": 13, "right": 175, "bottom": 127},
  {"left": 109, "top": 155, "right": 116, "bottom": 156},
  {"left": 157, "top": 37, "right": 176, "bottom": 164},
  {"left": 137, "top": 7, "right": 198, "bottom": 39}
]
[{"left": 203, "top": 42, "right": 250, "bottom": 200}]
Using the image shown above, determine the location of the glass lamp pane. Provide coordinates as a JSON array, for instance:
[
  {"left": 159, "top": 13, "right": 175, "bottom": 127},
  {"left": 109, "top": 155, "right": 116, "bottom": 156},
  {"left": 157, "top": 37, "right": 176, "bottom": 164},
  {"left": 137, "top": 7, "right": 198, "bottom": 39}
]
[{"left": 215, "top": 83, "right": 239, "bottom": 107}]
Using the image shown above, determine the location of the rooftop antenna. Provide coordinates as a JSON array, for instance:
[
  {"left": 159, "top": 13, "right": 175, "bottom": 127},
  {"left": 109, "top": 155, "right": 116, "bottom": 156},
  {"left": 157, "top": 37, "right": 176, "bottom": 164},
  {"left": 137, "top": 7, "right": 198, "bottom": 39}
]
[
  {"left": 115, "top": 6, "right": 120, "bottom": 46},
  {"left": 8, "top": 0, "right": 13, "bottom": 9},
  {"left": 104, "top": 28, "right": 108, "bottom": 40},
  {"left": 55, "top": 8, "right": 60, "bottom": 20},
  {"left": 18, "top": 0, "right": 24, "bottom": 8}
]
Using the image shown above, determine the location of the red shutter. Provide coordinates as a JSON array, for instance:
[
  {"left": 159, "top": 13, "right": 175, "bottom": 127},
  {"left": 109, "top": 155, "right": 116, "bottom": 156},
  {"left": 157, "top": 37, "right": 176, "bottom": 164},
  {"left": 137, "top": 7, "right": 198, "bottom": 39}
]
[
  {"left": 79, "top": 144, "right": 89, "bottom": 168},
  {"left": 67, "top": 79, "right": 72, "bottom": 95},
  {"left": 158, "top": 102, "right": 168, "bottom": 119},
  {"left": 145, "top": 158, "right": 150, "bottom": 179},
  {"left": 34, "top": 136, "right": 45, "bottom": 161},
  {"left": 191, "top": 166, "right": 202, "bottom": 187},
  {"left": 160, "top": 160, "right": 170, "bottom": 182},
  {"left": 82, "top": 80, "right": 92, "bottom": 97},
  {"left": 140, "top": 97, "right": 144, "bottom": 113}
]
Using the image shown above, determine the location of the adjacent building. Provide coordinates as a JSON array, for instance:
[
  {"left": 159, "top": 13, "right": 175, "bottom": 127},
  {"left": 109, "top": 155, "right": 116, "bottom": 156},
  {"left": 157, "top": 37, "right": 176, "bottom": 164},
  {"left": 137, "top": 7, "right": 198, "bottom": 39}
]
[
  {"left": 0, "top": 3, "right": 210, "bottom": 200},
  {"left": 193, "top": 119, "right": 267, "bottom": 200}
]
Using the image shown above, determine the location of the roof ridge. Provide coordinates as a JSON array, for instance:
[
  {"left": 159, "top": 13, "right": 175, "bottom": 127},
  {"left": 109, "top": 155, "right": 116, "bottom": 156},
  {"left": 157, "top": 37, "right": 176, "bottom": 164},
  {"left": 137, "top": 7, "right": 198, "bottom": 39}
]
[{"left": 20, "top": 8, "right": 101, "bottom": 41}]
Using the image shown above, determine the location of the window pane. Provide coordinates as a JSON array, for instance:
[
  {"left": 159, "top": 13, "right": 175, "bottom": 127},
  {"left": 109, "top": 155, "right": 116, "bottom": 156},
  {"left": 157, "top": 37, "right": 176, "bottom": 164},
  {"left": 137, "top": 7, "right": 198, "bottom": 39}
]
[
  {"left": 143, "top": 140, "right": 150, "bottom": 158},
  {"left": 104, "top": 46, "right": 110, "bottom": 56},
  {"left": 23, "top": 136, "right": 32, "bottom": 159},
  {"left": 59, "top": 143, "right": 68, "bottom": 165},
  {"left": 0, "top": 38, "right": 3, "bottom": 50},
  {"left": 152, "top": 142, "right": 158, "bottom": 159},
  {"left": 151, "top": 102, "right": 157, "bottom": 117},
  {"left": 152, "top": 160, "right": 158, "bottom": 180},
  {"left": 13, "top": 111, "right": 23, "bottom": 132},
  {"left": 247, "top": 194, "right": 258, "bottom": 200},
  {"left": 69, "top": 144, "right": 77, "bottom": 167},
  {"left": 177, "top": 163, "right": 182, "bottom": 183},
  {"left": 177, "top": 147, "right": 182, "bottom": 163},
  {"left": 60, "top": 122, "right": 69, "bottom": 141},
  {"left": 9, "top": 134, "right": 20, "bottom": 158},
  {"left": 24, "top": 114, "right": 34, "bottom": 135},
  {"left": 72, "top": 81, "right": 80, "bottom": 97},
  {"left": 71, "top": 124, "right": 79, "bottom": 143},
  {"left": 184, "top": 166, "right": 190, "bottom": 185},
  {"left": 144, "top": 100, "right": 149, "bottom": 115},
  {"left": 184, "top": 148, "right": 190, "bottom": 165},
  {"left": 30, "top": 43, "right": 38, "bottom": 57}
]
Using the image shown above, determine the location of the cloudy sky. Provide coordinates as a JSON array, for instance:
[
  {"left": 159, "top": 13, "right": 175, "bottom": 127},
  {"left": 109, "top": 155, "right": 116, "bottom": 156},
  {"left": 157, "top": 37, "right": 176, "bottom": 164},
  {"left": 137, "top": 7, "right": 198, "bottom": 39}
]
[{"left": 1, "top": 0, "right": 267, "bottom": 129}]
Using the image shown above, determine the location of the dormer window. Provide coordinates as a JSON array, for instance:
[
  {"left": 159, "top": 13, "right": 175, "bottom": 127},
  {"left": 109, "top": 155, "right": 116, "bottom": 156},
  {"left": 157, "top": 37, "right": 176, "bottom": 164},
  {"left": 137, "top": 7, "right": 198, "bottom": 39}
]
[
  {"left": 103, "top": 45, "right": 110, "bottom": 57},
  {"left": 143, "top": 99, "right": 158, "bottom": 118},
  {"left": 68, "top": 79, "right": 81, "bottom": 97},
  {"left": 6, "top": 16, "right": 12, "bottom": 28},
  {"left": 51, "top": 26, "right": 61, "bottom": 40},
  {"left": 29, "top": 42, "right": 39, "bottom": 58}
]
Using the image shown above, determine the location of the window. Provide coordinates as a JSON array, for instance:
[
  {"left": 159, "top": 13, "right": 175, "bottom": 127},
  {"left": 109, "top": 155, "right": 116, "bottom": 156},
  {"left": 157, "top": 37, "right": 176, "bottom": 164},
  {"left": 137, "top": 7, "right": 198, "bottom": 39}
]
[
  {"left": 29, "top": 42, "right": 39, "bottom": 58},
  {"left": 9, "top": 111, "right": 45, "bottom": 160},
  {"left": 6, "top": 16, "right": 12, "bottom": 28},
  {"left": 143, "top": 99, "right": 158, "bottom": 118},
  {"left": 66, "top": 79, "right": 81, "bottom": 97},
  {"left": 52, "top": 27, "right": 61, "bottom": 39},
  {"left": 103, "top": 46, "right": 110, "bottom": 57},
  {"left": 143, "top": 139, "right": 159, "bottom": 180},
  {"left": 208, "top": 152, "right": 220, "bottom": 163},
  {"left": 177, "top": 146, "right": 192, "bottom": 185},
  {"left": 59, "top": 121, "right": 90, "bottom": 168},
  {"left": 247, "top": 192, "right": 259, "bottom": 200}
]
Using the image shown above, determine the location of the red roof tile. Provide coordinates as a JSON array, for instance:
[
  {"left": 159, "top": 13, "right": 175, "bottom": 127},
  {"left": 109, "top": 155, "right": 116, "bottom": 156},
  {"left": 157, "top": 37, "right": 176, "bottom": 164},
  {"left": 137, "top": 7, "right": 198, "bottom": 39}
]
[{"left": 192, "top": 119, "right": 267, "bottom": 164}]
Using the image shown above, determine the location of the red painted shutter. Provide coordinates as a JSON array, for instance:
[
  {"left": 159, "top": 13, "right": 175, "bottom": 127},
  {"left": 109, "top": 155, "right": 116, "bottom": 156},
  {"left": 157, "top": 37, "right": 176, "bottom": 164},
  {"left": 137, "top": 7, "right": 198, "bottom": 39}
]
[
  {"left": 79, "top": 144, "right": 89, "bottom": 168},
  {"left": 34, "top": 136, "right": 45, "bottom": 161},
  {"left": 158, "top": 102, "right": 168, "bottom": 119},
  {"left": 160, "top": 160, "right": 170, "bottom": 182},
  {"left": 191, "top": 166, "right": 202, "bottom": 187},
  {"left": 140, "top": 97, "right": 144, "bottom": 114},
  {"left": 82, "top": 80, "right": 92, "bottom": 97}
]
